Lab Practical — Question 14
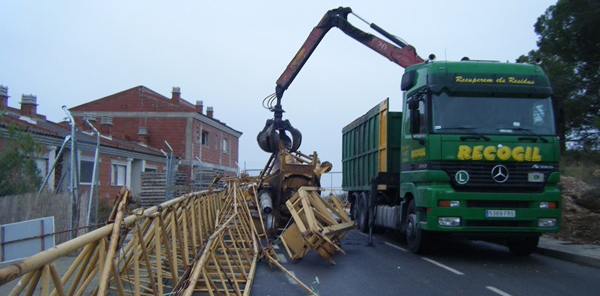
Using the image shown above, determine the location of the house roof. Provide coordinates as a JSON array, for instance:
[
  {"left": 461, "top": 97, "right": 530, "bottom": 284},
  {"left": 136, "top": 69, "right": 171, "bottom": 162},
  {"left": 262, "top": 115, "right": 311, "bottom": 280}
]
[
  {"left": 1, "top": 111, "right": 165, "bottom": 157},
  {"left": 69, "top": 85, "right": 241, "bottom": 135},
  {"left": 70, "top": 86, "right": 195, "bottom": 112}
]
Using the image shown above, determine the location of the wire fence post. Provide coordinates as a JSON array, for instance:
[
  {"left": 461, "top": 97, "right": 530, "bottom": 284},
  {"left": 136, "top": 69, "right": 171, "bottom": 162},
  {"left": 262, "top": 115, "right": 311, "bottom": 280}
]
[
  {"left": 63, "top": 106, "right": 80, "bottom": 240},
  {"left": 85, "top": 119, "right": 100, "bottom": 227}
]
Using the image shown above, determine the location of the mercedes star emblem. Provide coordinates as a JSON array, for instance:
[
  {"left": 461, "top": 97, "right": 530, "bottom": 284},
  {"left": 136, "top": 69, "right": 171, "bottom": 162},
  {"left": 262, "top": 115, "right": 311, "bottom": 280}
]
[{"left": 491, "top": 165, "right": 509, "bottom": 183}]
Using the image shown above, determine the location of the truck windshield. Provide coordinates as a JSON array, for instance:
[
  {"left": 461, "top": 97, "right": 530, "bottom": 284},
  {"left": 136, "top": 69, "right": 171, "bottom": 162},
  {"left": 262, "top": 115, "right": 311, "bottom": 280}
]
[{"left": 431, "top": 93, "right": 556, "bottom": 136}]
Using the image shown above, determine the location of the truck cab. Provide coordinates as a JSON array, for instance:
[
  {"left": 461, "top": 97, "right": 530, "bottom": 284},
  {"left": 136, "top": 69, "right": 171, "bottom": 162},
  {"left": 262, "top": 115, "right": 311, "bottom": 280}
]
[{"left": 344, "top": 60, "right": 561, "bottom": 255}]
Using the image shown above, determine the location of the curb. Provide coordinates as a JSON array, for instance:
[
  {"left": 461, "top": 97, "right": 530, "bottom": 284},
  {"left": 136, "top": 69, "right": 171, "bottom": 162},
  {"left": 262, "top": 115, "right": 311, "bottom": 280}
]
[{"left": 536, "top": 245, "right": 600, "bottom": 269}]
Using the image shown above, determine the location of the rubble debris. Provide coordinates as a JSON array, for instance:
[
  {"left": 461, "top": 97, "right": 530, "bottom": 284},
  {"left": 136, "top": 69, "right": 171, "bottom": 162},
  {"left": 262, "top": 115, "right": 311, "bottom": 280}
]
[{"left": 280, "top": 187, "right": 355, "bottom": 264}]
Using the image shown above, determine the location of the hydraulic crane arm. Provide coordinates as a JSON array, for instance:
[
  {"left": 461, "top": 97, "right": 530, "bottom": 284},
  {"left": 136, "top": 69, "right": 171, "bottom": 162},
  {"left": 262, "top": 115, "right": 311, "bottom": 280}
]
[
  {"left": 276, "top": 7, "right": 424, "bottom": 99},
  {"left": 258, "top": 7, "right": 424, "bottom": 154}
]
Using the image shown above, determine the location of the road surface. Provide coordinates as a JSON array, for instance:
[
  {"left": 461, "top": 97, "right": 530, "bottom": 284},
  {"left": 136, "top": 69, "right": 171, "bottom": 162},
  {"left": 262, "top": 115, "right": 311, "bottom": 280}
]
[{"left": 250, "top": 229, "right": 600, "bottom": 296}]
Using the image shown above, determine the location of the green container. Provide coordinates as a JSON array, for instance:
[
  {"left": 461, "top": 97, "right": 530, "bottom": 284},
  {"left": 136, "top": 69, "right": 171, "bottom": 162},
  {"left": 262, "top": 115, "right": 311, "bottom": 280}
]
[{"left": 342, "top": 99, "right": 402, "bottom": 191}]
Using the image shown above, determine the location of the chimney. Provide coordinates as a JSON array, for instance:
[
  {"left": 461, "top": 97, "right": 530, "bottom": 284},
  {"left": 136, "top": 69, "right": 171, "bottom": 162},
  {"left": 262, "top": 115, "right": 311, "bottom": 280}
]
[
  {"left": 83, "top": 112, "right": 97, "bottom": 123},
  {"left": 82, "top": 112, "right": 97, "bottom": 132},
  {"left": 100, "top": 116, "right": 113, "bottom": 137},
  {"left": 0, "top": 85, "right": 8, "bottom": 109},
  {"left": 207, "top": 106, "right": 214, "bottom": 118},
  {"left": 138, "top": 127, "right": 149, "bottom": 145},
  {"left": 20, "top": 94, "right": 37, "bottom": 117},
  {"left": 196, "top": 100, "right": 204, "bottom": 114},
  {"left": 172, "top": 87, "right": 181, "bottom": 102}
]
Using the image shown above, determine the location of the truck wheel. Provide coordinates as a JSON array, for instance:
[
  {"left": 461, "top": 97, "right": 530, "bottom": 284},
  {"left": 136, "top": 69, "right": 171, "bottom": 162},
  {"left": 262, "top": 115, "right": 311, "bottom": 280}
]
[
  {"left": 405, "top": 199, "right": 429, "bottom": 254},
  {"left": 352, "top": 194, "right": 360, "bottom": 223},
  {"left": 507, "top": 236, "right": 539, "bottom": 256},
  {"left": 357, "top": 193, "right": 369, "bottom": 233},
  {"left": 350, "top": 192, "right": 359, "bottom": 220}
]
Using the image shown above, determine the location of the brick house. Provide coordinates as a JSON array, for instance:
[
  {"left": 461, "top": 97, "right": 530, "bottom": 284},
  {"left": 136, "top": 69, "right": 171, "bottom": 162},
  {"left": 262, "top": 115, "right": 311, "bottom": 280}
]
[
  {"left": 69, "top": 86, "right": 242, "bottom": 189},
  {"left": 0, "top": 85, "right": 167, "bottom": 205}
]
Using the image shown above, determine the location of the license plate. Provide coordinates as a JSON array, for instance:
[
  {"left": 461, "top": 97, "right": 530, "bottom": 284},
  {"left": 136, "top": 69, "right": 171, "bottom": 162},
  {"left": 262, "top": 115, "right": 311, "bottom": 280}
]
[{"left": 486, "top": 210, "right": 516, "bottom": 218}]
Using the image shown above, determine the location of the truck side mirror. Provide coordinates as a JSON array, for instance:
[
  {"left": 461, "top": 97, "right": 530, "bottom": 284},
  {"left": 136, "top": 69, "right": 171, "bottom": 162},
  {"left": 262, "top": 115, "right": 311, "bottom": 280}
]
[
  {"left": 410, "top": 108, "right": 420, "bottom": 134},
  {"left": 401, "top": 70, "right": 416, "bottom": 91},
  {"left": 408, "top": 98, "right": 418, "bottom": 110},
  {"left": 408, "top": 97, "right": 421, "bottom": 134}
]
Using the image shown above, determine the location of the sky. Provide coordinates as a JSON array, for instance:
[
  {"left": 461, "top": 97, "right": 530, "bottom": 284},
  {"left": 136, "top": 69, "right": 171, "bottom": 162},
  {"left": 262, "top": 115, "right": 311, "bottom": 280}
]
[{"left": 1, "top": 0, "right": 557, "bottom": 173}]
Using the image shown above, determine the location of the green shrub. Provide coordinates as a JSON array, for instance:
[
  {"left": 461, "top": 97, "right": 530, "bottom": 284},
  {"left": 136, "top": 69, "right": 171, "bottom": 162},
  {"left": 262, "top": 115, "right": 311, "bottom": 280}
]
[
  {"left": 561, "top": 150, "right": 600, "bottom": 187},
  {"left": 0, "top": 112, "right": 42, "bottom": 196}
]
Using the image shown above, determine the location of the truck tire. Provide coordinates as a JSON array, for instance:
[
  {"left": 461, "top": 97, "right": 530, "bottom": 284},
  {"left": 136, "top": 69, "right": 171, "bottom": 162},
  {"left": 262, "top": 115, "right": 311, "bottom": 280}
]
[
  {"left": 507, "top": 236, "right": 539, "bottom": 256},
  {"left": 353, "top": 194, "right": 361, "bottom": 226},
  {"left": 357, "top": 193, "right": 369, "bottom": 233},
  {"left": 405, "top": 199, "right": 429, "bottom": 254},
  {"left": 350, "top": 192, "right": 359, "bottom": 220}
]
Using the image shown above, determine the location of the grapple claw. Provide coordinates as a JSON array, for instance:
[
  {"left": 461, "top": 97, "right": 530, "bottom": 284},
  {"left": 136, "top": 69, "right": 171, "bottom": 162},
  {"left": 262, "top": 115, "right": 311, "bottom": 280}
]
[
  {"left": 257, "top": 119, "right": 302, "bottom": 153},
  {"left": 287, "top": 122, "right": 302, "bottom": 152},
  {"left": 257, "top": 119, "right": 280, "bottom": 153}
]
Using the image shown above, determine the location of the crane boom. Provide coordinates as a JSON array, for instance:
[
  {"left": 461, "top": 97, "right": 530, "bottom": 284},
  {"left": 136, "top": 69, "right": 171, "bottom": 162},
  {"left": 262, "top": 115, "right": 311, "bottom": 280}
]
[
  {"left": 276, "top": 7, "right": 423, "bottom": 99},
  {"left": 258, "top": 7, "right": 424, "bottom": 154}
]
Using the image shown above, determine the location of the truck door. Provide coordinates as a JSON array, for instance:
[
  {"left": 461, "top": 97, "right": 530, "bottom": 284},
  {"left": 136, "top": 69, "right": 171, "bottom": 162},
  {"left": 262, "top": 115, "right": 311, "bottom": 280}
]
[{"left": 402, "top": 92, "right": 428, "bottom": 164}]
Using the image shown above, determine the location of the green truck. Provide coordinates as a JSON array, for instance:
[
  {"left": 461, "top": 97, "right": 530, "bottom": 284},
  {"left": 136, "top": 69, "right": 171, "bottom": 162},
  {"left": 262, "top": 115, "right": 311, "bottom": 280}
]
[{"left": 343, "top": 60, "right": 561, "bottom": 254}]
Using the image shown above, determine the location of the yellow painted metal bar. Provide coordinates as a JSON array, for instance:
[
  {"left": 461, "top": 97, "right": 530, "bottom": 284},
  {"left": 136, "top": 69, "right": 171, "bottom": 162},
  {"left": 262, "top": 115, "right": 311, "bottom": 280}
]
[
  {"left": 133, "top": 229, "right": 140, "bottom": 296},
  {"left": 157, "top": 214, "right": 178, "bottom": 283},
  {"left": 48, "top": 263, "right": 66, "bottom": 296},
  {"left": 111, "top": 259, "right": 126, "bottom": 296},
  {"left": 153, "top": 217, "right": 163, "bottom": 293},
  {"left": 22, "top": 268, "right": 41, "bottom": 296},
  {"left": 378, "top": 98, "right": 389, "bottom": 172},
  {"left": 40, "top": 265, "right": 50, "bottom": 296}
]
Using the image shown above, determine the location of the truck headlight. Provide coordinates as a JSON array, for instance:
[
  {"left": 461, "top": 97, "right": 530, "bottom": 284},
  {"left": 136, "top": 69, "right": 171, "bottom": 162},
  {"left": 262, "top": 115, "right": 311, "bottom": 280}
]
[
  {"left": 439, "top": 217, "right": 461, "bottom": 227},
  {"left": 538, "top": 218, "right": 557, "bottom": 227},
  {"left": 439, "top": 200, "right": 460, "bottom": 207},
  {"left": 539, "top": 201, "right": 557, "bottom": 209}
]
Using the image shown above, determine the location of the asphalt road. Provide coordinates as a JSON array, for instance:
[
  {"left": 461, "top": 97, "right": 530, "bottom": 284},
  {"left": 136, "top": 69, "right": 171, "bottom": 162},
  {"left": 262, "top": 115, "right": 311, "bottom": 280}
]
[{"left": 250, "top": 229, "right": 600, "bottom": 296}]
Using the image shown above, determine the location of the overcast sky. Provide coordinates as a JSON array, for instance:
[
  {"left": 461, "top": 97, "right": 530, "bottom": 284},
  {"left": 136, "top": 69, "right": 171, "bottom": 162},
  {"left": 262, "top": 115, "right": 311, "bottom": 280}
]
[{"left": 1, "top": 0, "right": 556, "bottom": 172}]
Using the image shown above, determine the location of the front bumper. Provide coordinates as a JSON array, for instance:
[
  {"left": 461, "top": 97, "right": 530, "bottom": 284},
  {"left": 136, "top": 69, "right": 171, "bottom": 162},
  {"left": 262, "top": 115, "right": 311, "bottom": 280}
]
[{"left": 416, "top": 185, "right": 561, "bottom": 233}]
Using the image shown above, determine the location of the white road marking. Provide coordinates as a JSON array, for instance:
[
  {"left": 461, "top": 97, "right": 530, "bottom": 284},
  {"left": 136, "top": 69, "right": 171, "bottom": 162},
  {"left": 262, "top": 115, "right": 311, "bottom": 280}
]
[
  {"left": 384, "top": 242, "right": 408, "bottom": 252},
  {"left": 486, "top": 286, "right": 513, "bottom": 296},
  {"left": 277, "top": 253, "right": 288, "bottom": 263},
  {"left": 286, "top": 271, "right": 298, "bottom": 285},
  {"left": 355, "top": 230, "right": 464, "bottom": 275},
  {"left": 422, "top": 257, "right": 465, "bottom": 275},
  {"left": 273, "top": 244, "right": 279, "bottom": 249}
]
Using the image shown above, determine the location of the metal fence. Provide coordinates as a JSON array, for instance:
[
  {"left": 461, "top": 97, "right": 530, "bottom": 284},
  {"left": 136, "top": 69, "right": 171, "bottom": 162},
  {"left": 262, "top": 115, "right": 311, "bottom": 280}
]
[
  {"left": 243, "top": 169, "right": 344, "bottom": 193},
  {"left": 321, "top": 171, "right": 343, "bottom": 194}
]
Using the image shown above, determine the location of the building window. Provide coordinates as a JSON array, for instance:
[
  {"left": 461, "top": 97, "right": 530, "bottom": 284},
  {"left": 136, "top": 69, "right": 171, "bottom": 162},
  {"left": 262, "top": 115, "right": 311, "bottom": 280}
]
[
  {"left": 80, "top": 160, "right": 95, "bottom": 184},
  {"left": 34, "top": 158, "right": 47, "bottom": 178},
  {"left": 111, "top": 163, "right": 127, "bottom": 186},
  {"left": 202, "top": 131, "right": 209, "bottom": 146},
  {"left": 222, "top": 138, "right": 228, "bottom": 153}
]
